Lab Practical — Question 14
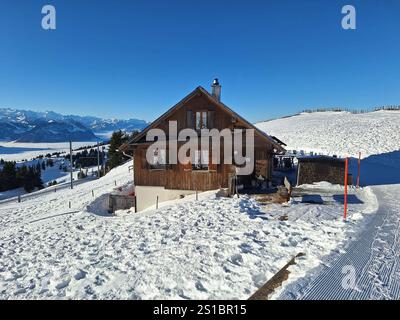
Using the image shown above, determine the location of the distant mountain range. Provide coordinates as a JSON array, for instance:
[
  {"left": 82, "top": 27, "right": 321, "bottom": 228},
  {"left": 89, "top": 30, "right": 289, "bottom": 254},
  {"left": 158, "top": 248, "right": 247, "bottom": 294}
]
[{"left": 0, "top": 108, "right": 149, "bottom": 143}]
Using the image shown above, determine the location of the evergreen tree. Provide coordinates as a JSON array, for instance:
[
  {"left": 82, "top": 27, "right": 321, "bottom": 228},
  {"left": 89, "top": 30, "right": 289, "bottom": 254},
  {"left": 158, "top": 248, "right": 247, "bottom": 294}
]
[
  {"left": 0, "top": 161, "right": 17, "bottom": 191},
  {"left": 46, "top": 159, "right": 54, "bottom": 167},
  {"left": 0, "top": 161, "right": 43, "bottom": 193},
  {"left": 23, "top": 166, "right": 35, "bottom": 192},
  {"left": 107, "top": 130, "right": 131, "bottom": 170},
  {"left": 33, "top": 164, "right": 44, "bottom": 190}
]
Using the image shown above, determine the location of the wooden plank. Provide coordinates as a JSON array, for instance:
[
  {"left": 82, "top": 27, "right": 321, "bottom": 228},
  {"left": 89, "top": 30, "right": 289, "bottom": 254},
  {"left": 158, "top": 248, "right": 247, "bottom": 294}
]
[{"left": 248, "top": 253, "right": 305, "bottom": 300}]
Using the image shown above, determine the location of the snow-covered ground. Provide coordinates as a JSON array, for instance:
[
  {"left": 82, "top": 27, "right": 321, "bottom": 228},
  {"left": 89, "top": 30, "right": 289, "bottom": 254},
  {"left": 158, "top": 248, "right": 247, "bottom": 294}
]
[
  {"left": 276, "top": 183, "right": 400, "bottom": 300},
  {"left": 1, "top": 142, "right": 109, "bottom": 201},
  {"left": 0, "top": 161, "right": 378, "bottom": 299},
  {"left": 0, "top": 157, "right": 99, "bottom": 201},
  {"left": 256, "top": 110, "right": 400, "bottom": 299},
  {"left": 0, "top": 110, "right": 399, "bottom": 300},
  {"left": 256, "top": 110, "right": 400, "bottom": 158}
]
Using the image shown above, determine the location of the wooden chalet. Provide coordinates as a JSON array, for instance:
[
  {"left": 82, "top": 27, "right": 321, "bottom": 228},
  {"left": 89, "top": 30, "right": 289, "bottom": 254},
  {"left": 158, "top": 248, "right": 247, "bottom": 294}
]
[{"left": 120, "top": 79, "right": 285, "bottom": 211}]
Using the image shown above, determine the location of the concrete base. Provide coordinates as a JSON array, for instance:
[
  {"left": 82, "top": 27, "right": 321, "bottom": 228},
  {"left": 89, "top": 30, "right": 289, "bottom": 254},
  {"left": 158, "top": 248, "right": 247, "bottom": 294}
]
[
  {"left": 135, "top": 185, "right": 196, "bottom": 212},
  {"left": 108, "top": 194, "right": 135, "bottom": 214}
]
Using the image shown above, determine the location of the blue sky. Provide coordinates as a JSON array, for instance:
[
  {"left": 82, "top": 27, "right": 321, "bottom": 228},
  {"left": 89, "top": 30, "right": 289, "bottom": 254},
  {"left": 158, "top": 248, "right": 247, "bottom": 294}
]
[{"left": 0, "top": 0, "right": 399, "bottom": 122}]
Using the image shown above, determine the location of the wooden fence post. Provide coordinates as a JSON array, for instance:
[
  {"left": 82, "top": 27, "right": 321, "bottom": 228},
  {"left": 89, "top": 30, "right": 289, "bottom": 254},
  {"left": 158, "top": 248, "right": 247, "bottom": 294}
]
[
  {"left": 344, "top": 157, "right": 349, "bottom": 220},
  {"left": 235, "top": 174, "right": 239, "bottom": 198},
  {"left": 356, "top": 152, "right": 361, "bottom": 188}
]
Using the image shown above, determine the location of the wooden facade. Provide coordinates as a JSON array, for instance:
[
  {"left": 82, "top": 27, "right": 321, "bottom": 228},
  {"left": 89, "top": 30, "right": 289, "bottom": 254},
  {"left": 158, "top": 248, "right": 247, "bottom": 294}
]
[{"left": 122, "top": 86, "right": 285, "bottom": 192}]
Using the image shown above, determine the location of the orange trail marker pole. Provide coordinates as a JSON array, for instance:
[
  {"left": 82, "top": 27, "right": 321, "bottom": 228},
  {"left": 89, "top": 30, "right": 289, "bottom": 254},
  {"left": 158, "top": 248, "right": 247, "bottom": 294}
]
[
  {"left": 356, "top": 152, "right": 361, "bottom": 188},
  {"left": 344, "top": 157, "right": 349, "bottom": 220}
]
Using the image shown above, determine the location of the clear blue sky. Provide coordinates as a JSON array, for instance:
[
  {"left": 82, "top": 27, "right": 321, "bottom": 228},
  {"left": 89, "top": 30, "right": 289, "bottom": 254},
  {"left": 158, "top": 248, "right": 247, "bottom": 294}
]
[{"left": 1, "top": 0, "right": 399, "bottom": 122}]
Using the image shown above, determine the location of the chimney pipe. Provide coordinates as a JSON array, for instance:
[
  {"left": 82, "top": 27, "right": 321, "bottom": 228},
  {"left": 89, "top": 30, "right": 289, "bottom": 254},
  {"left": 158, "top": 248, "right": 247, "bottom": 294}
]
[{"left": 211, "top": 78, "right": 221, "bottom": 101}]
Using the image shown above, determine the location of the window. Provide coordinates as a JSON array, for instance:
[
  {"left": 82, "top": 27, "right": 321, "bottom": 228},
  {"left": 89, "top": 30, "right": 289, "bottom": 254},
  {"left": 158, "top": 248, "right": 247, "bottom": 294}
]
[
  {"left": 195, "top": 111, "right": 208, "bottom": 130},
  {"left": 192, "top": 149, "right": 209, "bottom": 171},
  {"left": 149, "top": 148, "right": 166, "bottom": 170}
]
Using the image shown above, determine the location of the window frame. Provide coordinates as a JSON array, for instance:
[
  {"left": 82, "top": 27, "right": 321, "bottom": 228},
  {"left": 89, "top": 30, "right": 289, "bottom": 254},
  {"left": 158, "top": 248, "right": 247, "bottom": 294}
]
[
  {"left": 192, "top": 149, "right": 209, "bottom": 171},
  {"left": 195, "top": 110, "right": 208, "bottom": 130},
  {"left": 148, "top": 148, "right": 167, "bottom": 170}
]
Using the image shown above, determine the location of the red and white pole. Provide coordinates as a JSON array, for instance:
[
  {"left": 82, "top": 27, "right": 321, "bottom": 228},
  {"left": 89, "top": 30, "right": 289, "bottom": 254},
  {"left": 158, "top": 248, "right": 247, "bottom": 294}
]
[
  {"left": 344, "top": 157, "right": 349, "bottom": 220},
  {"left": 356, "top": 152, "right": 361, "bottom": 188}
]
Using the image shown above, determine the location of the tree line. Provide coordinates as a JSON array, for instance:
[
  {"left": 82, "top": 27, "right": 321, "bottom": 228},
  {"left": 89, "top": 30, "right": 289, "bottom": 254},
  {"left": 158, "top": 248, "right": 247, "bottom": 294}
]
[
  {"left": 0, "top": 161, "right": 44, "bottom": 193},
  {"left": 64, "top": 148, "right": 105, "bottom": 168},
  {"left": 59, "top": 130, "right": 138, "bottom": 176},
  {"left": 301, "top": 105, "right": 400, "bottom": 114}
]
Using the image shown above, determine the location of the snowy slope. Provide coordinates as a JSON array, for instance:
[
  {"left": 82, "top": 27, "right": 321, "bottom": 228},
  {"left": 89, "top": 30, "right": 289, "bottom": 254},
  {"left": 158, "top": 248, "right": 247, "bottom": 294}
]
[
  {"left": 255, "top": 110, "right": 400, "bottom": 300},
  {"left": 0, "top": 160, "right": 377, "bottom": 299},
  {"left": 256, "top": 110, "right": 400, "bottom": 157},
  {"left": 1, "top": 110, "right": 399, "bottom": 300},
  {"left": 277, "top": 184, "right": 400, "bottom": 300}
]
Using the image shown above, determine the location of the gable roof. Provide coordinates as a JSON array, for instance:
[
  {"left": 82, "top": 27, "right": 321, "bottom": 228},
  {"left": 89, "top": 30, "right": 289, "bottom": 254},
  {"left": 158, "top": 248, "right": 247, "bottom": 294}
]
[{"left": 121, "top": 86, "right": 285, "bottom": 152}]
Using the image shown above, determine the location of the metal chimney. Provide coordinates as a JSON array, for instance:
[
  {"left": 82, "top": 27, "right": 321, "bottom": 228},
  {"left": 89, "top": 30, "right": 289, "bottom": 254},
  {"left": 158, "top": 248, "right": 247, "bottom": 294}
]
[{"left": 211, "top": 78, "right": 221, "bottom": 101}]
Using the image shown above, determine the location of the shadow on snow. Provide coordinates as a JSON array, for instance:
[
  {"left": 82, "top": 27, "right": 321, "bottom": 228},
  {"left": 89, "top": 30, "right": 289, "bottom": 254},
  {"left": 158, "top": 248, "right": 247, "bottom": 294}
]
[{"left": 349, "top": 150, "right": 400, "bottom": 187}]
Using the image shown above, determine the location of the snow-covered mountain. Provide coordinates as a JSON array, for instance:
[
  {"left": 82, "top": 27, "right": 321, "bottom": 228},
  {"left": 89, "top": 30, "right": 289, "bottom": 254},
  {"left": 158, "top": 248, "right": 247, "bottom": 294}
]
[
  {"left": 17, "top": 120, "right": 98, "bottom": 143},
  {"left": 0, "top": 108, "right": 149, "bottom": 142},
  {"left": 89, "top": 118, "right": 149, "bottom": 133},
  {"left": 0, "top": 121, "right": 29, "bottom": 141}
]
